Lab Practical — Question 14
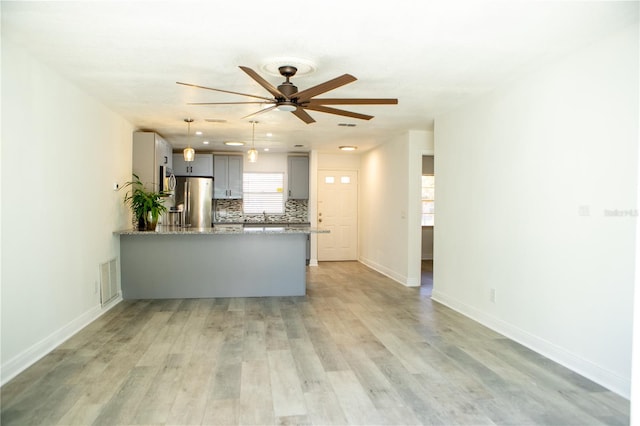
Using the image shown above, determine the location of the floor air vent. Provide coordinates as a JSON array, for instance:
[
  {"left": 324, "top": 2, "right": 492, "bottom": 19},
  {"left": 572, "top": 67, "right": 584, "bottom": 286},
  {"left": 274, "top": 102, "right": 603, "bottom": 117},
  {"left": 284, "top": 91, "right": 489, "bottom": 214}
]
[{"left": 100, "top": 258, "right": 119, "bottom": 306}]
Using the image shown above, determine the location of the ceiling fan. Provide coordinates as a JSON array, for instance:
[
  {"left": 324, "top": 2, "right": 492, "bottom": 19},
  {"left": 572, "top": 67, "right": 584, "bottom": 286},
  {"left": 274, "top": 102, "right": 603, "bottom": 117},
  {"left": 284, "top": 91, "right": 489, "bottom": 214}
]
[{"left": 177, "top": 65, "right": 398, "bottom": 124}]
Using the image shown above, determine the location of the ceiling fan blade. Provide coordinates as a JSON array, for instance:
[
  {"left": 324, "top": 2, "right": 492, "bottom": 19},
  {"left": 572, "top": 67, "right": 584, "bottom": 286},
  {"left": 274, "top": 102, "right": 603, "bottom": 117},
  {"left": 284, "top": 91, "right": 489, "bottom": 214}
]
[
  {"left": 241, "top": 105, "right": 278, "bottom": 120},
  {"left": 303, "top": 104, "right": 374, "bottom": 121},
  {"left": 188, "top": 101, "right": 274, "bottom": 105},
  {"left": 176, "top": 81, "right": 272, "bottom": 101},
  {"left": 292, "top": 108, "right": 316, "bottom": 124},
  {"left": 306, "top": 98, "right": 398, "bottom": 105},
  {"left": 294, "top": 74, "right": 357, "bottom": 102},
  {"left": 239, "top": 66, "right": 288, "bottom": 99}
]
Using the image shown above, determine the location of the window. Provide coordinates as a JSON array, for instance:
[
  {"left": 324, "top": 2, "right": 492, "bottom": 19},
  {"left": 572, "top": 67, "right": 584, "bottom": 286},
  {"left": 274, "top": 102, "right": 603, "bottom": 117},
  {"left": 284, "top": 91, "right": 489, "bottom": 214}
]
[
  {"left": 422, "top": 175, "right": 434, "bottom": 226},
  {"left": 243, "top": 172, "right": 284, "bottom": 214}
]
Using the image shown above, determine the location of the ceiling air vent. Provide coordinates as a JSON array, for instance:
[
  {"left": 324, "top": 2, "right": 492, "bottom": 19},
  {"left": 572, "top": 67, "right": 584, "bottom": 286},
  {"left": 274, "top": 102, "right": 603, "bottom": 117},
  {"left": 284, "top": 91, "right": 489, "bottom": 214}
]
[
  {"left": 205, "top": 118, "right": 227, "bottom": 123},
  {"left": 338, "top": 123, "right": 356, "bottom": 127}
]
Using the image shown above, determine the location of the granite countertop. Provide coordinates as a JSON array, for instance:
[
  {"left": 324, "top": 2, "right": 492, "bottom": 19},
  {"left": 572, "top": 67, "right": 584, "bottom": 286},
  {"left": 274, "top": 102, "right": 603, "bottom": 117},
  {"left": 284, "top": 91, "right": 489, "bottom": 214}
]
[{"left": 116, "top": 224, "right": 327, "bottom": 236}]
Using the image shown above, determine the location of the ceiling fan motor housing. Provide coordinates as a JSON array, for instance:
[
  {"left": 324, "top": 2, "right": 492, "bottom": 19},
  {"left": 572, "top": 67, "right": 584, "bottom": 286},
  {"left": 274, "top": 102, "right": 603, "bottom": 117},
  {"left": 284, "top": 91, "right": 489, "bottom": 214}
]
[
  {"left": 278, "top": 66, "right": 299, "bottom": 99},
  {"left": 277, "top": 81, "right": 298, "bottom": 98}
]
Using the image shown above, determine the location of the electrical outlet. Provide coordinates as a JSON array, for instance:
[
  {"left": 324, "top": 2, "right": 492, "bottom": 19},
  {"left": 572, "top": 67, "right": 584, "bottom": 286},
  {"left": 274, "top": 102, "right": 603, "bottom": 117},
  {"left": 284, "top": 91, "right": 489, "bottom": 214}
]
[{"left": 490, "top": 288, "right": 496, "bottom": 303}]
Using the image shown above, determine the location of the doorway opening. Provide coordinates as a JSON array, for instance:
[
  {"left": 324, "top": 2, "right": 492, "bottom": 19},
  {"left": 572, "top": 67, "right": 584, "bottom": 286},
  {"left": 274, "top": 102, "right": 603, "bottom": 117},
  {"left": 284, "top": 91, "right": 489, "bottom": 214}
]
[{"left": 421, "top": 155, "right": 434, "bottom": 296}]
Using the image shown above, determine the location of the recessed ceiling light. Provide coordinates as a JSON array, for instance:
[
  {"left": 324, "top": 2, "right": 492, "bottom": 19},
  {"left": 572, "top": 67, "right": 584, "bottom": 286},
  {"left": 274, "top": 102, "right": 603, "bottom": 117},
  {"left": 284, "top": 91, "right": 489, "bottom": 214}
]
[
  {"left": 339, "top": 146, "right": 357, "bottom": 151},
  {"left": 224, "top": 141, "right": 245, "bottom": 146},
  {"left": 266, "top": 133, "right": 273, "bottom": 137},
  {"left": 195, "top": 131, "right": 203, "bottom": 135},
  {"left": 203, "top": 140, "right": 210, "bottom": 145},
  {"left": 264, "top": 148, "right": 270, "bottom": 152}
]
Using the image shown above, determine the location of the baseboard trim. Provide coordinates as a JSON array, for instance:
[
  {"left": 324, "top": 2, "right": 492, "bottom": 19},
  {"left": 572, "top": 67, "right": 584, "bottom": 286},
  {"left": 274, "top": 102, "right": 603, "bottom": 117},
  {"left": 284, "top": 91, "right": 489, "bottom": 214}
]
[
  {"left": 1, "top": 295, "right": 123, "bottom": 386},
  {"left": 359, "top": 257, "right": 419, "bottom": 287},
  {"left": 431, "top": 290, "right": 630, "bottom": 399}
]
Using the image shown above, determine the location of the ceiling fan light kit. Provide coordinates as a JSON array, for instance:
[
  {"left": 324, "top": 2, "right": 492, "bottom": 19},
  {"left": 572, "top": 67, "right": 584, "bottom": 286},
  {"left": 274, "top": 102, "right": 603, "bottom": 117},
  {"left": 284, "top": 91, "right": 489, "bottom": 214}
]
[
  {"left": 276, "top": 102, "right": 297, "bottom": 112},
  {"left": 177, "top": 64, "right": 398, "bottom": 124}
]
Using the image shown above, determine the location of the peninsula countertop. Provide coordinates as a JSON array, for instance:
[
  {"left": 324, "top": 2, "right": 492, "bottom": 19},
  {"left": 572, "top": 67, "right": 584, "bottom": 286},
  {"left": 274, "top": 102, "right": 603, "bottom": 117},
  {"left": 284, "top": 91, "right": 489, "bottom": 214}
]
[
  {"left": 118, "top": 223, "right": 324, "bottom": 299},
  {"left": 115, "top": 224, "right": 328, "bottom": 236}
]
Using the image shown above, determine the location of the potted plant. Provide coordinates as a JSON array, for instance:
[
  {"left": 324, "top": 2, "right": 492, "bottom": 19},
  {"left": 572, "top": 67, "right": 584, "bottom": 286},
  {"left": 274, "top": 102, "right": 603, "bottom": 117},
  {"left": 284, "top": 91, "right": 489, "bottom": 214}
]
[{"left": 122, "top": 174, "right": 169, "bottom": 231}]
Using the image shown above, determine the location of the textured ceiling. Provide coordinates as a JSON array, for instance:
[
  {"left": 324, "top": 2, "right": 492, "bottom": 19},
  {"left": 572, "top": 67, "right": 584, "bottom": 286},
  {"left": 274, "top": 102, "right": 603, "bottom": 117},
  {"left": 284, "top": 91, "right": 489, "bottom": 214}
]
[{"left": 2, "top": 1, "right": 637, "bottom": 153}]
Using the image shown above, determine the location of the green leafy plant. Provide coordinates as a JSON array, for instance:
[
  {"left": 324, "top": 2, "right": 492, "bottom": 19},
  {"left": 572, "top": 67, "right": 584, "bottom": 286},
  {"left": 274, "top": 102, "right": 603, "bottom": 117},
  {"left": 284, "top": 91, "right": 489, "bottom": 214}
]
[{"left": 122, "top": 174, "right": 169, "bottom": 231}]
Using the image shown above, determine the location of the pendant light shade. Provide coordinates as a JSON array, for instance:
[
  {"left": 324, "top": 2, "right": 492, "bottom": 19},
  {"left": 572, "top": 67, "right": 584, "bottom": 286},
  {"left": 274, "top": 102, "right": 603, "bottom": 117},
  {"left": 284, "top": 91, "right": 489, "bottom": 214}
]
[
  {"left": 247, "top": 148, "right": 258, "bottom": 163},
  {"left": 248, "top": 121, "right": 258, "bottom": 163},
  {"left": 183, "top": 147, "right": 195, "bottom": 162},
  {"left": 183, "top": 118, "right": 195, "bottom": 162}
]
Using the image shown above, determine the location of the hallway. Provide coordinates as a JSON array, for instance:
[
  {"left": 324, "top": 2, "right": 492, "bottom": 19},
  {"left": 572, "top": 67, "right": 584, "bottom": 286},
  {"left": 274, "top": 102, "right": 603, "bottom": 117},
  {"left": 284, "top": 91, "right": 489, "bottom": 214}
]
[{"left": 421, "top": 259, "right": 433, "bottom": 297}]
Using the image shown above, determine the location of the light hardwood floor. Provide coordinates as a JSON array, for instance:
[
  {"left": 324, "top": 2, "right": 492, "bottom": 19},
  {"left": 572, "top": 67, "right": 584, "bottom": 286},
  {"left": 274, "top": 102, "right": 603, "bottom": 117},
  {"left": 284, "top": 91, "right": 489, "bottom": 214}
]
[{"left": 1, "top": 261, "right": 629, "bottom": 425}]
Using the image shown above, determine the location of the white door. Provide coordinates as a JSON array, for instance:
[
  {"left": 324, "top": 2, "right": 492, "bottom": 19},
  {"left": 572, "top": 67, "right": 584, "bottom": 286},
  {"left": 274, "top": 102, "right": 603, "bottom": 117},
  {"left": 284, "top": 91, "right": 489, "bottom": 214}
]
[{"left": 317, "top": 170, "right": 358, "bottom": 261}]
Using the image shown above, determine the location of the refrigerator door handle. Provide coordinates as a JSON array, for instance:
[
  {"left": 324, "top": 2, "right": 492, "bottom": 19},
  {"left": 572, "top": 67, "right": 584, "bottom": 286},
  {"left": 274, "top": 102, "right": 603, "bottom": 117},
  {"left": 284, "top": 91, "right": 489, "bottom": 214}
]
[{"left": 184, "top": 180, "right": 191, "bottom": 226}]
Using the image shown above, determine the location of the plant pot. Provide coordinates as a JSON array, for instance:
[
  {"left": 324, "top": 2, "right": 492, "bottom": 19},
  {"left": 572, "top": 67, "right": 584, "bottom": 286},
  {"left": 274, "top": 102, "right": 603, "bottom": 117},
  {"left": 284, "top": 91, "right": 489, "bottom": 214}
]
[{"left": 145, "top": 215, "right": 159, "bottom": 231}]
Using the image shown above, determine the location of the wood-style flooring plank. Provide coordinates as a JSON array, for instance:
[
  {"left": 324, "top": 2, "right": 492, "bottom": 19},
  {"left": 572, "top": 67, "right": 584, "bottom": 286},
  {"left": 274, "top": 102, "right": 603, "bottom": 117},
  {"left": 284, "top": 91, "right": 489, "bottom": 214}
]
[
  {"left": 267, "top": 349, "right": 307, "bottom": 418},
  {"left": 302, "top": 390, "right": 348, "bottom": 425},
  {"left": 239, "top": 359, "right": 275, "bottom": 425},
  {"left": 326, "top": 370, "right": 381, "bottom": 425}
]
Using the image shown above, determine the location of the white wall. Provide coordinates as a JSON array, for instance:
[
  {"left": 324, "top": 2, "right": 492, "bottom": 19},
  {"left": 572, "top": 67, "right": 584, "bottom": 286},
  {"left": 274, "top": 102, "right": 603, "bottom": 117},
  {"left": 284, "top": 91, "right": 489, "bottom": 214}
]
[
  {"left": 359, "top": 131, "right": 432, "bottom": 286},
  {"left": 433, "top": 23, "right": 638, "bottom": 397},
  {"left": 318, "top": 152, "right": 361, "bottom": 170},
  {"left": 1, "top": 39, "right": 133, "bottom": 383}
]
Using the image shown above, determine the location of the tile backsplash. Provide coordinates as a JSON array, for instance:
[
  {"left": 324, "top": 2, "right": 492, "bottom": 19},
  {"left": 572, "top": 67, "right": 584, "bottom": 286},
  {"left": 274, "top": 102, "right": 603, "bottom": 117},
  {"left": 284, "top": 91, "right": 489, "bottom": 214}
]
[{"left": 214, "top": 199, "right": 308, "bottom": 223}]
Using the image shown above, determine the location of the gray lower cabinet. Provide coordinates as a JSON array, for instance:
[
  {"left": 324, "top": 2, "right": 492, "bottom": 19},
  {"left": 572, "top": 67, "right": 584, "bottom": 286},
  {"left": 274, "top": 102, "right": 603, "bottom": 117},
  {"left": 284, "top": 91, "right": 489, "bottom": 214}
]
[
  {"left": 173, "top": 153, "right": 213, "bottom": 177},
  {"left": 214, "top": 155, "right": 243, "bottom": 199},
  {"left": 120, "top": 233, "right": 306, "bottom": 298},
  {"left": 288, "top": 156, "right": 309, "bottom": 199}
]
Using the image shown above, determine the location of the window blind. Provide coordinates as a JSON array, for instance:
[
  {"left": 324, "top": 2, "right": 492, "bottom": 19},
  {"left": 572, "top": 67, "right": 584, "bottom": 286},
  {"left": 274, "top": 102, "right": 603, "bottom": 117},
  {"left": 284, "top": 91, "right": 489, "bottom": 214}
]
[{"left": 243, "top": 172, "right": 284, "bottom": 214}]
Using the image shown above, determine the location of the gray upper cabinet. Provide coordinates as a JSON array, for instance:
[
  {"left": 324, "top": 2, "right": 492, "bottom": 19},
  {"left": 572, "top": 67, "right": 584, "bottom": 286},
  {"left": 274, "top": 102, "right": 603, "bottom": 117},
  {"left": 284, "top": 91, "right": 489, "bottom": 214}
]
[
  {"left": 214, "top": 155, "right": 243, "bottom": 199},
  {"left": 173, "top": 153, "right": 213, "bottom": 177},
  {"left": 157, "top": 138, "right": 172, "bottom": 169},
  {"left": 288, "top": 156, "right": 309, "bottom": 199},
  {"left": 133, "top": 131, "right": 172, "bottom": 190}
]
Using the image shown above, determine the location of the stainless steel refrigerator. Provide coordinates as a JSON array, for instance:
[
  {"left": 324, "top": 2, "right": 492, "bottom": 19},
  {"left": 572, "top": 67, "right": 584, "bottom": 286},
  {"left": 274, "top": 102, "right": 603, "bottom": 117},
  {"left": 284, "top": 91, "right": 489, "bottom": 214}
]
[{"left": 175, "top": 177, "right": 213, "bottom": 228}]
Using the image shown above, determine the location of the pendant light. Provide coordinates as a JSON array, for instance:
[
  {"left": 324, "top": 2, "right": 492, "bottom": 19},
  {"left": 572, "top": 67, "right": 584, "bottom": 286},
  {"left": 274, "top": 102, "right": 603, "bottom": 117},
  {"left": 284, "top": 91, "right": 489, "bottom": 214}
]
[
  {"left": 247, "top": 121, "right": 258, "bottom": 163},
  {"left": 183, "top": 118, "right": 195, "bottom": 162}
]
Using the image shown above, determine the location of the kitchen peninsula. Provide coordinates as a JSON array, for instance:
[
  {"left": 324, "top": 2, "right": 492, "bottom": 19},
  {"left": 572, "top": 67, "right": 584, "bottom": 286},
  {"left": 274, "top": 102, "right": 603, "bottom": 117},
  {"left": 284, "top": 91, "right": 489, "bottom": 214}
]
[{"left": 117, "top": 225, "right": 327, "bottom": 299}]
